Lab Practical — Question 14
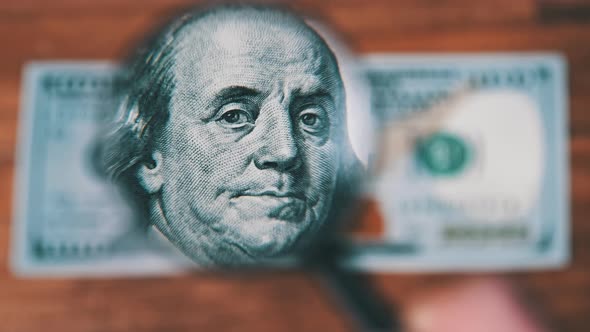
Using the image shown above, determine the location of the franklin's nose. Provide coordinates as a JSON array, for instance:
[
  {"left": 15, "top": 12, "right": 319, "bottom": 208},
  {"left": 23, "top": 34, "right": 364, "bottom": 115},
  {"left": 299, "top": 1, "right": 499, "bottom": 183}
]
[{"left": 254, "top": 106, "right": 301, "bottom": 172}]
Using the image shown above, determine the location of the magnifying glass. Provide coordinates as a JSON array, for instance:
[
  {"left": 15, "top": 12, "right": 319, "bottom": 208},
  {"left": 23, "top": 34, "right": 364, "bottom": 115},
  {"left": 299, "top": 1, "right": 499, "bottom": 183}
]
[
  {"left": 97, "top": 3, "right": 371, "bottom": 269},
  {"left": 95, "top": 3, "right": 397, "bottom": 331}
]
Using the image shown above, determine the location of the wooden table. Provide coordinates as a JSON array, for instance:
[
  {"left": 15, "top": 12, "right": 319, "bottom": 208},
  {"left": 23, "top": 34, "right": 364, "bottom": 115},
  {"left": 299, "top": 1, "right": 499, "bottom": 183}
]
[{"left": 0, "top": 1, "right": 589, "bottom": 331}]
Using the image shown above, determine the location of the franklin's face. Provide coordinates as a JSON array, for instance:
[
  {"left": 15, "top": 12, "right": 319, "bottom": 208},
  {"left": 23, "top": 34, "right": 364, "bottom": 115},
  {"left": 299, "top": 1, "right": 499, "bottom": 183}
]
[{"left": 148, "top": 16, "right": 344, "bottom": 264}]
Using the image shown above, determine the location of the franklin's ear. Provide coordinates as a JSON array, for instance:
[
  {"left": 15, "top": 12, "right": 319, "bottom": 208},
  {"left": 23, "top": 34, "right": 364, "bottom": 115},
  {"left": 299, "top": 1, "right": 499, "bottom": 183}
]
[{"left": 137, "top": 151, "right": 163, "bottom": 194}]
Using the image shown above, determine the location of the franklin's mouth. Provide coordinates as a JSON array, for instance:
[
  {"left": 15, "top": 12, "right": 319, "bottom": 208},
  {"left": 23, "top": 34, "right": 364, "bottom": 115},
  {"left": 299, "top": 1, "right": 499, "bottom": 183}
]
[
  {"left": 230, "top": 190, "right": 307, "bottom": 221},
  {"left": 235, "top": 189, "right": 305, "bottom": 199}
]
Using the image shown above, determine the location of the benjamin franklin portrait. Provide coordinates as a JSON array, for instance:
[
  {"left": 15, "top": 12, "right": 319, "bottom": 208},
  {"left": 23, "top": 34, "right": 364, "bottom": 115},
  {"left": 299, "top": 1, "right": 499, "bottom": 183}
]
[{"left": 98, "top": 4, "right": 363, "bottom": 266}]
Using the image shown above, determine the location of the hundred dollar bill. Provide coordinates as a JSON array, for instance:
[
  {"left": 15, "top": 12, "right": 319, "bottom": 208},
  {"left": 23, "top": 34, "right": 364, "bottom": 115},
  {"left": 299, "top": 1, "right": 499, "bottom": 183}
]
[
  {"left": 347, "top": 54, "right": 569, "bottom": 271},
  {"left": 11, "top": 54, "right": 569, "bottom": 276}
]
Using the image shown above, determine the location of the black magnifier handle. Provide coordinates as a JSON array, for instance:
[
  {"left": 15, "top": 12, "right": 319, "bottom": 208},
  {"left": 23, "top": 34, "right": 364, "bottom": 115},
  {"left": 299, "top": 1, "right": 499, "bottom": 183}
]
[{"left": 315, "top": 260, "right": 403, "bottom": 332}]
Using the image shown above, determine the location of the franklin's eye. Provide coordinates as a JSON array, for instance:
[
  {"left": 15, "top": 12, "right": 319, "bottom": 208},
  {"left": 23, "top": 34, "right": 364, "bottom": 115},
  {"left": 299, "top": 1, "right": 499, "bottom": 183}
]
[
  {"left": 221, "top": 110, "right": 246, "bottom": 123},
  {"left": 216, "top": 104, "right": 255, "bottom": 129},
  {"left": 298, "top": 108, "right": 327, "bottom": 134},
  {"left": 301, "top": 113, "right": 318, "bottom": 126}
]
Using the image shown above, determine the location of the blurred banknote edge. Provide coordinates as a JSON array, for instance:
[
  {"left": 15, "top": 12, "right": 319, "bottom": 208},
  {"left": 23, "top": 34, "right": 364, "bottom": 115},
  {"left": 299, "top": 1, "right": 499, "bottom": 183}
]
[
  {"left": 10, "top": 62, "right": 196, "bottom": 277},
  {"left": 10, "top": 54, "right": 570, "bottom": 277},
  {"left": 349, "top": 53, "right": 570, "bottom": 272}
]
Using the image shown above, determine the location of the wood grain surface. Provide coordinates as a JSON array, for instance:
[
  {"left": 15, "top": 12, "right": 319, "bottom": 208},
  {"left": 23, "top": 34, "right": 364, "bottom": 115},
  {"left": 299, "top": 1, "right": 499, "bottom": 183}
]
[{"left": 0, "top": 1, "right": 589, "bottom": 331}]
